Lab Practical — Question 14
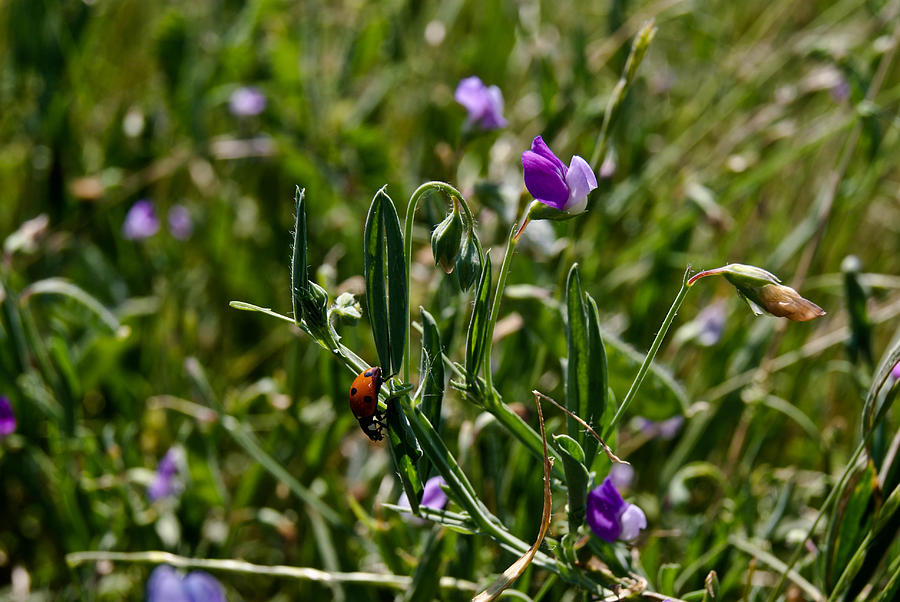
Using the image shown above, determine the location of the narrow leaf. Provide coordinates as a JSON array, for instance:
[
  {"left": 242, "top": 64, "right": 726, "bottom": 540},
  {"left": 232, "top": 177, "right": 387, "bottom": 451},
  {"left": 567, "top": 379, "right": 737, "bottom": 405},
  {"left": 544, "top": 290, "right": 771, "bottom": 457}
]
[
  {"left": 382, "top": 189, "right": 408, "bottom": 376},
  {"left": 465, "top": 255, "right": 492, "bottom": 395},
  {"left": 364, "top": 189, "right": 392, "bottom": 375},
  {"left": 291, "top": 186, "right": 308, "bottom": 326},
  {"left": 583, "top": 292, "right": 608, "bottom": 467}
]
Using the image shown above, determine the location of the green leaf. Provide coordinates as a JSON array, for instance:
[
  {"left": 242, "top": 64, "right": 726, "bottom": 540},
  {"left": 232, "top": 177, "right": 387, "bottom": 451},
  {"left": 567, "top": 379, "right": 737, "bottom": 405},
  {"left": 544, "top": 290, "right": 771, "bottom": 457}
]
[
  {"left": 386, "top": 397, "right": 423, "bottom": 513},
  {"left": 658, "top": 563, "right": 681, "bottom": 595},
  {"left": 364, "top": 189, "right": 389, "bottom": 373},
  {"left": 465, "top": 254, "right": 492, "bottom": 395},
  {"left": 553, "top": 433, "right": 589, "bottom": 535},
  {"left": 383, "top": 191, "right": 408, "bottom": 377},
  {"left": 584, "top": 293, "right": 607, "bottom": 466},
  {"left": 863, "top": 323, "right": 900, "bottom": 431},
  {"left": 564, "top": 267, "right": 608, "bottom": 468},
  {"left": 291, "top": 186, "right": 308, "bottom": 326}
]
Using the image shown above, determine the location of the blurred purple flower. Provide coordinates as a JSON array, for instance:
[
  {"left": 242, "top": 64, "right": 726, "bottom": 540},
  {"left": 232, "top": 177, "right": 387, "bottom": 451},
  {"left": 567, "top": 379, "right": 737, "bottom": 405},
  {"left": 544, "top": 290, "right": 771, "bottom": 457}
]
[
  {"left": 892, "top": 361, "right": 900, "bottom": 382},
  {"left": 831, "top": 77, "right": 850, "bottom": 103},
  {"left": 0, "top": 396, "right": 16, "bottom": 436},
  {"left": 123, "top": 200, "right": 160, "bottom": 240},
  {"left": 608, "top": 463, "right": 635, "bottom": 491},
  {"left": 147, "top": 565, "right": 225, "bottom": 602},
  {"left": 398, "top": 476, "right": 448, "bottom": 524},
  {"left": 696, "top": 300, "right": 727, "bottom": 346},
  {"left": 454, "top": 76, "right": 507, "bottom": 130},
  {"left": 522, "top": 136, "right": 597, "bottom": 214},
  {"left": 229, "top": 86, "right": 266, "bottom": 117},
  {"left": 148, "top": 448, "right": 183, "bottom": 502},
  {"left": 167, "top": 205, "right": 193, "bottom": 240},
  {"left": 586, "top": 477, "right": 647, "bottom": 542},
  {"left": 637, "top": 415, "right": 684, "bottom": 440}
]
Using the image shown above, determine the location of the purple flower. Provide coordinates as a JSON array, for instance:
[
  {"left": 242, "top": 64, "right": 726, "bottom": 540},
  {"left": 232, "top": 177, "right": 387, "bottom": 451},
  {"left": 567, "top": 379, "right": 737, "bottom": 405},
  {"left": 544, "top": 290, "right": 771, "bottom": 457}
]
[
  {"left": 147, "top": 565, "right": 225, "bottom": 602},
  {"left": 608, "top": 463, "right": 634, "bottom": 491},
  {"left": 637, "top": 415, "right": 684, "bottom": 440},
  {"left": 695, "top": 300, "right": 726, "bottom": 347},
  {"left": 522, "top": 137, "right": 597, "bottom": 214},
  {"left": 586, "top": 477, "right": 647, "bottom": 542},
  {"left": 892, "top": 361, "right": 900, "bottom": 383},
  {"left": 123, "top": 200, "right": 160, "bottom": 240},
  {"left": 167, "top": 205, "right": 193, "bottom": 240},
  {"left": 398, "top": 476, "right": 448, "bottom": 523},
  {"left": 229, "top": 86, "right": 266, "bottom": 117},
  {"left": 454, "top": 76, "right": 507, "bottom": 130},
  {"left": 148, "top": 448, "right": 183, "bottom": 502},
  {"left": 0, "top": 396, "right": 16, "bottom": 436}
]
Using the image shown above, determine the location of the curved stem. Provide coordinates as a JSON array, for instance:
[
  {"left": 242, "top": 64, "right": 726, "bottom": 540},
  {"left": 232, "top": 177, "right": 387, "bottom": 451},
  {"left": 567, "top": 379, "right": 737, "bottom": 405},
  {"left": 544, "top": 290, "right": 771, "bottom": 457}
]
[
  {"left": 605, "top": 266, "right": 692, "bottom": 436},
  {"left": 404, "top": 181, "right": 470, "bottom": 383}
]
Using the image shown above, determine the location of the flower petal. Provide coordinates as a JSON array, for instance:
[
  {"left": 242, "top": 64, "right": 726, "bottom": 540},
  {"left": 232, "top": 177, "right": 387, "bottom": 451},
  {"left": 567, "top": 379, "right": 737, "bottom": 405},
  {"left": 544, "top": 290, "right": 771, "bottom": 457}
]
[
  {"left": 421, "top": 476, "right": 448, "bottom": 510},
  {"left": 563, "top": 155, "right": 597, "bottom": 212},
  {"left": 529, "top": 137, "right": 567, "bottom": 175},
  {"left": 586, "top": 477, "right": 627, "bottom": 542},
  {"left": 183, "top": 571, "right": 226, "bottom": 602},
  {"left": 479, "top": 85, "right": 507, "bottom": 129},
  {"left": 147, "top": 566, "right": 190, "bottom": 602},
  {"left": 619, "top": 504, "right": 647, "bottom": 541},
  {"left": 522, "top": 151, "right": 570, "bottom": 209},
  {"left": 454, "top": 77, "right": 490, "bottom": 122}
]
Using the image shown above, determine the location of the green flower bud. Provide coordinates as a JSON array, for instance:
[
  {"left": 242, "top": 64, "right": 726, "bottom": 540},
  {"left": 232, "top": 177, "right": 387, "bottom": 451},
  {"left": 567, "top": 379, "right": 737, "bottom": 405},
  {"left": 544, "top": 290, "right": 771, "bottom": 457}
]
[
  {"left": 431, "top": 209, "right": 463, "bottom": 273},
  {"left": 454, "top": 232, "right": 482, "bottom": 291},
  {"left": 300, "top": 281, "right": 330, "bottom": 332}
]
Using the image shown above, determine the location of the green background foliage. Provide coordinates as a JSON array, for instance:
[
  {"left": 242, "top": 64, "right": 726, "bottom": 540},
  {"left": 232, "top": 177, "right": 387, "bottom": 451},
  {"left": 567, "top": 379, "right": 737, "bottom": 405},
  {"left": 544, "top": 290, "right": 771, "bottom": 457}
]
[{"left": 1, "top": 0, "right": 900, "bottom": 599}]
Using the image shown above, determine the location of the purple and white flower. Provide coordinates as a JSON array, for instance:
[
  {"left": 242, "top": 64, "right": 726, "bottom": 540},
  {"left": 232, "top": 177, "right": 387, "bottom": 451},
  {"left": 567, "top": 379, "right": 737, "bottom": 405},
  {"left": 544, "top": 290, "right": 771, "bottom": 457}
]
[
  {"left": 522, "top": 136, "right": 597, "bottom": 214},
  {"left": 454, "top": 77, "right": 507, "bottom": 130},
  {"left": 586, "top": 477, "right": 647, "bottom": 542}
]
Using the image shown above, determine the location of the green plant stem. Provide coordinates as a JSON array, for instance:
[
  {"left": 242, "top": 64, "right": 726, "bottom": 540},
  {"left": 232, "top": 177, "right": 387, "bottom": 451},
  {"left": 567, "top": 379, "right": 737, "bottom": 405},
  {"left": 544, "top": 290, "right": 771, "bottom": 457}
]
[
  {"left": 483, "top": 225, "right": 519, "bottom": 397},
  {"left": 403, "top": 181, "right": 471, "bottom": 383},
  {"left": 605, "top": 267, "right": 692, "bottom": 436}
]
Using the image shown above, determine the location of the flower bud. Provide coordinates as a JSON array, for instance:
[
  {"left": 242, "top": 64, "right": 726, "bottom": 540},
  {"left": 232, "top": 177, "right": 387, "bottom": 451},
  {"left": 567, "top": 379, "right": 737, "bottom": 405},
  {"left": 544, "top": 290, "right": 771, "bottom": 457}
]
[
  {"left": 719, "top": 263, "right": 825, "bottom": 322},
  {"left": 300, "top": 281, "right": 330, "bottom": 332},
  {"left": 454, "top": 233, "right": 482, "bottom": 291},
  {"left": 431, "top": 209, "right": 463, "bottom": 273}
]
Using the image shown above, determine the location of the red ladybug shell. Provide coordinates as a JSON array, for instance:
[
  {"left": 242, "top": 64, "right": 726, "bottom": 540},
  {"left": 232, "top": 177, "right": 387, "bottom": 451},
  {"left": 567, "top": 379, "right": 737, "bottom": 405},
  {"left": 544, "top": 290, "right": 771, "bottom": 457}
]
[
  {"left": 349, "top": 367, "right": 382, "bottom": 420},
  {"left": 349, "top": 367, "right": 385, "bottom": 441}
]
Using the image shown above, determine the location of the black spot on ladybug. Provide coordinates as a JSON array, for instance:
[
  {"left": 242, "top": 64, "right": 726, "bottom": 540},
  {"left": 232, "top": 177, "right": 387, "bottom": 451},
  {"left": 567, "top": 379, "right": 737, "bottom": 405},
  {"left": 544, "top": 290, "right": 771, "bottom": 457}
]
[
  {"left": 364, "top": 369, "right": 375, "bottom": 377},
  {"left": 364, "top": 395, "right": 373, "bottom": 406},
  {"left": 351, "top": 387, "right": 357, "bottom": 395}
]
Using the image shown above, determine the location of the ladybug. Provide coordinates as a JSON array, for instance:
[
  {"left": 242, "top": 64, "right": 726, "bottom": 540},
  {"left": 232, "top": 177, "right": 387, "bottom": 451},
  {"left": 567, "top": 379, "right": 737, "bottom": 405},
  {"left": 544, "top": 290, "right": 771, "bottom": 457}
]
[{"left": 349, "top": 367, "right": 385, "bottom": 441}]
